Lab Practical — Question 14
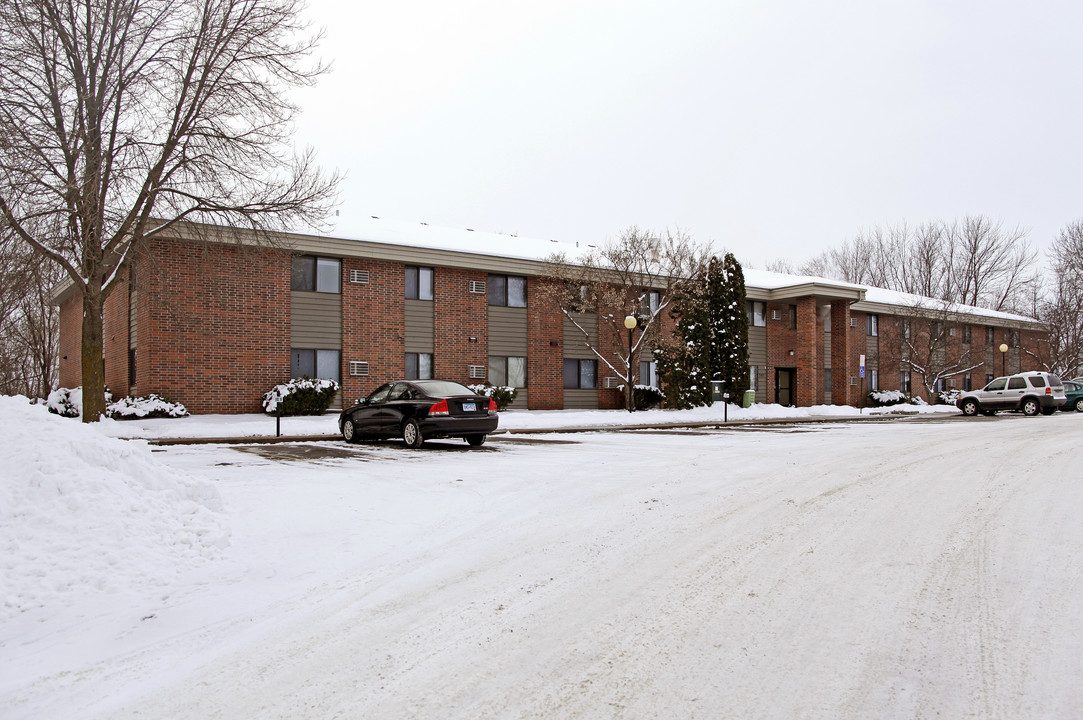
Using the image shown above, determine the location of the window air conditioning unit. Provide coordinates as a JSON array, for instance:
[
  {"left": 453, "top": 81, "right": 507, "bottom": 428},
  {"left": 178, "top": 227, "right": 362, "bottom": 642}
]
[
  {"left": 349, "top": 361, "right": 369, "bottom": 376},
  {"left": 603, "top": 377, "right": 622, "bottom": 389},
  {"left": 468, "top": 280, "right": 486, "bottom": 294},
  {"left": 349, "top": 269, "right": 370, "bottom": 284},
  {"left": 850, "top": 376, "right": 859, "bottom": 386},
  {"left": 771, "top": 310, "right": 781, "bottom": 321},
  {"left": 849, "top": 318, "right": 857, "bottom": 327},
  {"left": 468, "top": 365, "right": 486, "bottom": 379}
]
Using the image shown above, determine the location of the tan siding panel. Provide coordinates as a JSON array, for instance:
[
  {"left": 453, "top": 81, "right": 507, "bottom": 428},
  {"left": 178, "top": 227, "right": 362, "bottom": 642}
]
[
  {"left": 404, "top": 299, "right": 434, "bottom": 352},
  {"left": 824, "top": 330, "right": 832, "bottom": 369},
  {"left": 564, "top": 389, "right": 598, "bottom": 410},
  {"left": 291, "top": 291, "right": 341, "bottom": 348},
  {"left": 866, "top": 334, "right": 879, "bottom": 368},
  {"left": 489, "top": 306, "right": 528, "bottom": 355},
  {"left": 748, "top": 326, "right": 767, "bottom": 366},
  {"left": 564, "top": 314, "right": 597, "bottom": 357}
]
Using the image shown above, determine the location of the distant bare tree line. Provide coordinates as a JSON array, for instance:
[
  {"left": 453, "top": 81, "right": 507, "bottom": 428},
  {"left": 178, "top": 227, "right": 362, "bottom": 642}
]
[
  {"left": 767, "top": 215, "right": 1039, "bottom": 314},
  {"left": 0, "top": 229, "right": 59, "bottom": 397}
]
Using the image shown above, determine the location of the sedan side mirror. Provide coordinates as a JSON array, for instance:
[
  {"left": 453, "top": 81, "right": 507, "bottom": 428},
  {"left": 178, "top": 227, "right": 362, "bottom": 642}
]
[{"left": 355, "top": 397, "right": 367, "bottom": 406}]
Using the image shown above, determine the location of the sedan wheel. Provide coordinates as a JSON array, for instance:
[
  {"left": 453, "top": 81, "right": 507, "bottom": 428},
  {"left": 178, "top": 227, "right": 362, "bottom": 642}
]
[
  {"left": 960, "top": 399, "right": 979, "bottom": 417},
  {"left": 466, "top": 434, "right": 486, "bottom": 447},
  {"left": 1075, "top": 398, "right": 1083, "bottom": 413},
  {"left": 1022, "top": 398, "right": 1040, "bottom": 416},
  {"left": 342, "top": 418, "right": 357, "bottom": 443},
  {"left": 402, "top": 419, "right": 424, "bottom": 449}
]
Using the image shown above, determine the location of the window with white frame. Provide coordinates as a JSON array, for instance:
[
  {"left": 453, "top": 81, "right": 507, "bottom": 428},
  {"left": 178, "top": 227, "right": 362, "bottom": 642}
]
[
  {"left": 747, "top": 301, "right": 766, "bottom": 327},
  {"left": 639, "top": 360, "right": 659, "bottom": 387},
  {"left": 291, "top": 348, "right": 341, "bottom": 383},
  {"left": 405, "top": 352, "right": 432, "bottom": 380},
  {"left": 488, "top": 274, "right": 526, "bottom": 307},
  {"left": 900, "top": 371, "right": 912, "bottom": 394},
  {"left": 870, "top": 368, "right": 879, "bottom": 390},
  {"left": 291, "top": 256, "right": 341, "bottom": 293},
  {"left": 563, "top": 359, "right": 597, "bottom": 389},
  {"left": 405, "top": 266, "right": 434, "bottom": 300},
  {"left": 866, "top": 314, "right": 879, "bottom": 336},
  {"left": 489, "top": 356, "right": 527, "bottom": 387}
]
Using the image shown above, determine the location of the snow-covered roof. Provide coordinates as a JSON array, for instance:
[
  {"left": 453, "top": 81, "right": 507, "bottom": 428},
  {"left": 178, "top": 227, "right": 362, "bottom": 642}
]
[
  {"left": 313, "top": 215, "right": 591, "bottom": 263},
  {"left": 857, "top": 286, "right": 1038, "bottom": 325}
]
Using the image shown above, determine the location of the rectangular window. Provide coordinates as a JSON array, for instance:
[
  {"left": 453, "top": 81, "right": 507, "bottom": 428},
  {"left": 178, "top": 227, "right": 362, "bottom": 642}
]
[
  {"left": 963, "top": 373, "right": 972, "bottom": 391},
  {"left": 405, "top": 266, "right": 434, "bottom": 300},
  {"left": 903, "top": 318, "right": 912, "bottom": 341},
  {"left": 563, "top": 358, "right": 597, "bottom": 389},
  {"left": 291, "top": 348, "right": 340, "bottom": 383},
  {"left": 639, "top": 360, "right": 659, "bottom": 387},
  {"left": 1011, "top": 329, "right": 1020, "bottom": 346},
  {"left": 746, "top": 301, "right": 766, "bottom": 327},
  {"left": 824, "top": 368, "right": 832, "bottom": 393},
  {"left": 789, "top": 304, "right": 798, "bottom": 330},
  {"left": 749, "top": 365, "right": 759, "bottom": 392},
  {"left": 291, "top": 256, "right": 341, "bottom": 293},
  {"left": 488, "top": 274, "right": 527, "bottom": 307},
  {"left": 870, "top": 368, "right": 879, "bottom": 390},
  {"left": 641, "top": 290, "right": 661, "bottom": 316},
  {"left": 405, "top": 352, "right": 433, "bottom": 380},
  {"left": 900, "top": 371, "right": 912, "bottom": 394},
  {"left": 866, "top": 314, "right": 879, "bottom": 336},
  {"left": 488, "top": 356, "right": 527, "bottom": 387},
  {"left": 986, "top": 373, "right": 994, "bottom": 385},
  {"left": 962, "top": 325, "right": 972, "bottom": 343},
  {"left": 986, "top": 326, "right": 995, "bottom": 345},
  {"left": 128, "top": 348, "right": 136, "bottom": 387}
]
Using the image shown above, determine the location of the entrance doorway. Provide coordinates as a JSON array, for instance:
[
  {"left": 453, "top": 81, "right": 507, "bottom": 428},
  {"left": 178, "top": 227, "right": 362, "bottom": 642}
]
[{"left": 776, "top": 368, "right": 796, "bottom": 406}]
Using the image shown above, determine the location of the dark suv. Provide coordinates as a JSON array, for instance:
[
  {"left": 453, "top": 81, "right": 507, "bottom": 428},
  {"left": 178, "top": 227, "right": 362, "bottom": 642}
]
[{"left": 957, "top": 371, "right": 1067, "bottom": 416}]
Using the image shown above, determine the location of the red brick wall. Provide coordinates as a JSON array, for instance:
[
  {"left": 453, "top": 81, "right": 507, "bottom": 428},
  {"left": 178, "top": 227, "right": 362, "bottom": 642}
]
[
  {"left": 434, "top": 267, "right": 488, "bottom": 386},
  {"left": 341, "top": 257, "right": 404, "bottom": 402},
  {"left": 102, "top": 271, "right": 130, "bottom": 397},
  {"left": 58, "top": 293, "right": 82, "bottom": 389},
  {"left": 136, "top": 239, "right": 291, "bottom": 413},
  {"left": 526, "top": 278, "right": 564, "bottom": 410},
  {"left": 830, "top": 301, "right": 853, "bottom": 404}
]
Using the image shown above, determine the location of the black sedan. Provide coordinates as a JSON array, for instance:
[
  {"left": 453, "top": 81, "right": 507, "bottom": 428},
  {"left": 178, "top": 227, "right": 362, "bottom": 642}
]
[{"left": 339, "top": 380, "right": 499, "bottom": 448}]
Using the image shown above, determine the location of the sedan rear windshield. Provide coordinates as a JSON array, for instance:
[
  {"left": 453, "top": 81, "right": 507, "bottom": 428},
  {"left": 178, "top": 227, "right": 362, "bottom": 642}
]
[{"left": 413, "top": 380, "right": 474, "bottom": 397}]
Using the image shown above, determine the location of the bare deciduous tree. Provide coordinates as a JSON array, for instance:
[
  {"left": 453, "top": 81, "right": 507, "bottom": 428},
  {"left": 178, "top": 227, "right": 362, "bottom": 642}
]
[
  {"left": 0, "top": 229, "right": 60, "bottom": 398},
  {"left": 897, "top": 303, "right": 985, "bottom": 400},
  {"left": 770, "top": 216, "right": 1039, "bottom": 314},
  {"left": 541, "top": 227, "right": 707, "bottom": 412},
  {"left": 1030, "top": 220, "right": 1083, "bottom": 378},
  {"left": 0, "top": 0, "right": 339, "bottom": 420}
]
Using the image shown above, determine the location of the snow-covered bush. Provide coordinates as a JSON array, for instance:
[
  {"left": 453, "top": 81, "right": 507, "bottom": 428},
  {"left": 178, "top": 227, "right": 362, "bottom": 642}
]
[
  {"left": 868, "top": 389, "right": 908, "bottom": 407},
  {"left": 937, "top": 389, "right": 961, "bottom": 405},
  {"left": 106, "top": 394, "right": 189, "bottom": 420},
  {"left": 467, "top": 383, "right": 517, "bottom": 411},
  {"left": 263, "top": 377, "right": 339, "bottom": 416},
  {"left": 46, "top": 386, "right": 114, "bottom": 418},
  {"left": 617, "top": 384, "right": 665, "bottom": 410},
  {"left": 46, "top": 387, "right": 82, "bottom": 417}
]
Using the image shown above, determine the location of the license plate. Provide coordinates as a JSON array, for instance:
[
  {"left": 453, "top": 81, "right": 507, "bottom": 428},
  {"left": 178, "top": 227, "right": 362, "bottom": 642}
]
[{"left": 462, "top": 402, "right": 476, "bottom": 412}]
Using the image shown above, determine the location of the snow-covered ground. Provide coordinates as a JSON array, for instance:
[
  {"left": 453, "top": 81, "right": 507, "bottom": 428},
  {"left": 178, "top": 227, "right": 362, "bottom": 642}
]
[
  {"left": 89, "top": 397, "right": 958, "bottom": 440},
  {"left": 2, "top": 395, "right": 1081, "bottom": 718}
]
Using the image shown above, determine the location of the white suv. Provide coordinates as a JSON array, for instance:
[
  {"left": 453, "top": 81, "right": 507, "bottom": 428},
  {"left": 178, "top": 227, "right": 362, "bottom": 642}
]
[{"left": 957, "top": 371, "right": 1067, "bottom": 417}]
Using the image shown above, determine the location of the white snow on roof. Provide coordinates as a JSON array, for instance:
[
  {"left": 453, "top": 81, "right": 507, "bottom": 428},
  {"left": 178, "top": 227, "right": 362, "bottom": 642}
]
[
  {"left": 312, "top": 216, "right": 1038, "bottom": 324},
  {"left": 319, "top": 215, "right": 591, "bottom": 263}
]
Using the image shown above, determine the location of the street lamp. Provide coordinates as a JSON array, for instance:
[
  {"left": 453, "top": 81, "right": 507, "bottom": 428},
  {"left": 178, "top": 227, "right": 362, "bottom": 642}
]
[
  {"left": 999, "top": 342, "right": 1009, "bottom": 376},
  {"left": 624, "top": 315, "right": 637, "bottom": 412}
]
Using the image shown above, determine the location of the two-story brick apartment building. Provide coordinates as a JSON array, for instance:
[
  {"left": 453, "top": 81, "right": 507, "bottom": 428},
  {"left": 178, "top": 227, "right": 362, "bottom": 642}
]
[{"left": 52, "top": 219, "right": 1050, "bottom": 414}]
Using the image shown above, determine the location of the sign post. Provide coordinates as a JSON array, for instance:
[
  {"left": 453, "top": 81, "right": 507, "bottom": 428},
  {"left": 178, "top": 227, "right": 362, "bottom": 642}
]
[{"left": 859, "top": 354, "right": 866, "bottom": 412}]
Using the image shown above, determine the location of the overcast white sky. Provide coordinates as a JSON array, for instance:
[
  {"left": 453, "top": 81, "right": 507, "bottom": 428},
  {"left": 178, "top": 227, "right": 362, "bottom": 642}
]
[{"left": 292, "top": 0, "right": 1083, "bottom": 268}]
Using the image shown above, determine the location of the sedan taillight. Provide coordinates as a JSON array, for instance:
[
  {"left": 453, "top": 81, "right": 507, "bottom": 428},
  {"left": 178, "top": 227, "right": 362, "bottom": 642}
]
[
  {"left": 429, "top": 399, "right": 450, "bottom": 416},
  {"left": 488, "top": 398, "right": 498, "bottom": 414}
]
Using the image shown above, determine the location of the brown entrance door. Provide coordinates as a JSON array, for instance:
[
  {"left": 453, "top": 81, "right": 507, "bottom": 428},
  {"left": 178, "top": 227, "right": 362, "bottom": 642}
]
[{"left": 776, "top": 368, "right": 796, "bottom": 406}]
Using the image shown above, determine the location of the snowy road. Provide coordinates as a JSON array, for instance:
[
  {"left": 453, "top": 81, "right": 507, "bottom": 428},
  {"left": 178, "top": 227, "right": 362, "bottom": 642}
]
[{"left": 4, "top": 414, "right": 1082, "bottom": 718}]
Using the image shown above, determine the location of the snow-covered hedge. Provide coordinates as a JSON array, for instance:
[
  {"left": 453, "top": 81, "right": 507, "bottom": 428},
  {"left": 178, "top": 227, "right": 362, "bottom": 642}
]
[
  {"left": 263, "top": 377, "right": 339, "bottom": 416},
  {"left": 617, "top": 384, "right": 665, "bottom": 410},
  {"left": 46, "top": 387, "right": 115, "bottom": 418},
  {"left": 105, "top": 394, "right": 189, "bottom": 420},
  {"left": 467, "top": 383, "right": 517, "bottom": 411},
  {"left": 868, "top": 389, "right": 908, "bottom": 407}
]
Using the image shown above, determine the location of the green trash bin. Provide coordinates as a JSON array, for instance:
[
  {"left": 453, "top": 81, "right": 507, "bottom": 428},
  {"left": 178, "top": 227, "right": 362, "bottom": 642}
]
[{"left": 742, "top": 389, "right": 755, "bottom": 408}]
